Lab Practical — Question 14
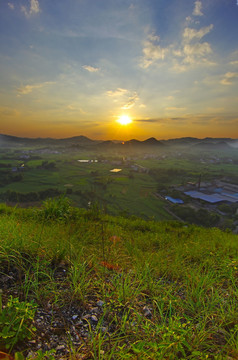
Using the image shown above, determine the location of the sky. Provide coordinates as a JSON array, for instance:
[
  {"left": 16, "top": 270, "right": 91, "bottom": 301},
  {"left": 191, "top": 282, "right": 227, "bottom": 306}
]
[{"left": 0, "top": 0, "right": 238, "bottom": 140}]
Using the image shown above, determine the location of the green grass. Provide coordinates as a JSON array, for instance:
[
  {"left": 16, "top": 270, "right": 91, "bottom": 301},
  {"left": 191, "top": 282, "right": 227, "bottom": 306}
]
[{"left": 0, "top": 201, "right": 238, "bottom": 359}]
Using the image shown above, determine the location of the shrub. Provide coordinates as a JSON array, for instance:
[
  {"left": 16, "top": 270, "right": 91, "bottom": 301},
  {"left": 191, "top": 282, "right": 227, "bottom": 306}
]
[{"left": 41, "top": 196, "right": 72, "bottom": 221}]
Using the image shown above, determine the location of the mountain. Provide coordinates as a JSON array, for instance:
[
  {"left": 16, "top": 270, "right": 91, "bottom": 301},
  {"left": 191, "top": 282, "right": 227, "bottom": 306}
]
[
  {"left": 192, "top": 140, "right": 232, "bottom": 150},
  {"left": 0, "top": 134, "right": 236, "bottom": 149},
  {"left": 58, "top": 135, "right": 95, "bottom": 145},
  {"left": 0, "top": 134, "right": 96, "bottom": 147},
  {"left": 161, "top": 137, "right": 201, "bottom": 146},
  {"left": 142, "top": 137, "right": 164, "bottom": 146}
]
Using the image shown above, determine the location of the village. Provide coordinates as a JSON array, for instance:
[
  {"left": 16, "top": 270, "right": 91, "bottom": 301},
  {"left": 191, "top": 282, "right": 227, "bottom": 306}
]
[{"left": 0, "top": 140, "right": 238, "bottom": 232}]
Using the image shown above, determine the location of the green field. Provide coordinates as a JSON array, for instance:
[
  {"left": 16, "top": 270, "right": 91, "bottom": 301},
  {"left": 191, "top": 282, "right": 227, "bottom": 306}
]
[{"left": 0, "top": 146, "right": 238, "bottom": 223}]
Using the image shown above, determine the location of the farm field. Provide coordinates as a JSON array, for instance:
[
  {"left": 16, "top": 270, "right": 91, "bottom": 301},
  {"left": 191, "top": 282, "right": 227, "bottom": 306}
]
[
  {"left": 0, "top": 150, "right": 172, "bottom": 220},
  {"left": 0, "top": 141, "right": 238, "bottom": 225}
]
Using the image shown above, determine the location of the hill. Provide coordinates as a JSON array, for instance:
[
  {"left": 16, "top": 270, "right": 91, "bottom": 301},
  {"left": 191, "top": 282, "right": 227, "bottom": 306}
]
[
  {"left": 1, "top": 133, "right": 236, "bottom": 150},
  {"left": 0, "top": 200, "right": 238, "bottom": 359},
  {"left": 192, "top": 140, "right": 232, "bottom": 150}
]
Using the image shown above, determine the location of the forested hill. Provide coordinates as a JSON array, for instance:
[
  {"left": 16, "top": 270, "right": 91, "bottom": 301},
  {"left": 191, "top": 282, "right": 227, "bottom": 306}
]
[{"left": 0, "top": 200, "right": 238, "bottom": 359}]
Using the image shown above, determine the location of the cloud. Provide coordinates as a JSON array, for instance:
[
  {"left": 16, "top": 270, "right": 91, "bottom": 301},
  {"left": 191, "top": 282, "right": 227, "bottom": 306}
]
[
  {"left": 135, "top": 118, "right": 166, "bottom": 123},
  {"left": 107, "top": 88, "right": 128, "bottom": 97},
  {"left": 66, "top": 104, "right": 87, "bottom": 114},
  {"left": 230, "top": 61, "right": 238, "bottom": 66},
  {"left": 193, "top": 1, "right": 203, "bottom": 16},
  {"left": 171, "top": 63, "right": 187, "bottom": 72},
  {"left": 140, "top": 33, "right": 169, "bottom": 68},
  {"left": 165, "top": 107, "right": 187, "bottom": 111},
  {"left": 0, "top": 107, "right": 19, "bottom": 116},
  {"left": 186, "top": 16, "right": 193, "bottom": 24},
  {"left": 220, "top": 72, "right": 238, "bottom": 85},
  {"left": 180, "top": 22, "right": 214, "bottom": 67},
  {"left": 82, "top": 65, "right": 100, "bottom": 73},
  {"left": 206, "top": 107, "right": 224, "bottom": 113},
  {"left": 8, "top": 3, "right": 14, "bottom": 10},
  {"left": 164, "top": 96, "right": 175, "bottom": 100},
  {"left": 172, "top": 40, "right": 214, "bottom": 69},
  {"left": 140, "top": 13, "right": 214, "bottom": 70},
  {"left": 184, "top": 42, "right": 212, "bottom": 58},
  {"left": 21, "top": 0, "right": 40, "bottom": 17},
  {"left": 183, "top": 25, "right": 213, "bottom": 42},
  {"left": 165, "top": 106, "right": 186, "bottom": 111},
  {"left": 121, "top": 93, "right": 139, "bottom": 109},
  {"left": 107, "top": 88, "right": 139, "bottom": 109},
  {"left": 17, "top": 81, "right": 53, "bottom": 95}
]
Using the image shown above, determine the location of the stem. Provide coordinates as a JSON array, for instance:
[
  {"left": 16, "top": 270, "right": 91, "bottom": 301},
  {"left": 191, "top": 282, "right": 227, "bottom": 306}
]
[{"left": 0, "top": 289, "right": 2, "bottom": 314}]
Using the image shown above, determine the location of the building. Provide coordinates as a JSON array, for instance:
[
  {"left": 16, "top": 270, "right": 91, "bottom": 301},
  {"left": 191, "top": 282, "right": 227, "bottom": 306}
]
[
  {"left": 165, "top": 196, "right": 184, "bottom": 204},
  {"left": 184, "top": 190, "right": 238, "bottom": 204}
]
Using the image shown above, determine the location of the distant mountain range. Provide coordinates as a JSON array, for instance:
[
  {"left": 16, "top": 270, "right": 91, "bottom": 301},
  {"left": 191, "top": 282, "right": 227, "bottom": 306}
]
[{"left": 0, "top": 134, "right": 237, "bottom": 149}]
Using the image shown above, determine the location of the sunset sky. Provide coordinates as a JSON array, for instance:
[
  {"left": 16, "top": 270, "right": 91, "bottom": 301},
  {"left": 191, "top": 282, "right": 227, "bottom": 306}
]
[{"left": 0, "top": 0, "right": 238, "bottom": 140}]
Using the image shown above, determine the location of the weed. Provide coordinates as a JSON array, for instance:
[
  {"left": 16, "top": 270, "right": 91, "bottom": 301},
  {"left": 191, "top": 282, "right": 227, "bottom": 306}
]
[
  {"left": 41, "top": 196, "right": 71, "bottom": 222},
  {"left": 0, "top": 296, "right": 36, "bottom": 352}
]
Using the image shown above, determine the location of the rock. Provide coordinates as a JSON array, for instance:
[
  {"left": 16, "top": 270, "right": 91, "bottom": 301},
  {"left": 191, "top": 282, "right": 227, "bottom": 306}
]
[
  {"left": 101, "top": 326, "right": 108, "bottom": 333},
  {"left": 91, "top": 315, "right": 98, "bottom": 322},
  {"left": 28, "top": 340, "right": 36, "bottom": 344},
  {"left": 56, "top": 345, "right": 65, "bottom": 351},
  {"left": 83, "top": 314, "right": 91, "bottom": 319},
  {"left": 96, "top": 300, "right": 104, "bottom": 307},
  {"left": 90, "top": 307, "right": 99, "bottom": 313},
  {"left": 143, "top": 306, "right": 152, "bottom": 318}
]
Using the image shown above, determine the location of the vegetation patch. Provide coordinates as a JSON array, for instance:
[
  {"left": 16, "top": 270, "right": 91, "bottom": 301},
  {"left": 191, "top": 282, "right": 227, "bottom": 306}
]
[{"left": 0, "top": 201, "right": 238, "bottom": 359}]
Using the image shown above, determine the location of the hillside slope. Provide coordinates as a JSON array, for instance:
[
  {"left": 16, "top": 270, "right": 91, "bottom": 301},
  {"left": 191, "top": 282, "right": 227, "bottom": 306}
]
[{"left": 0, "top": 200, "right": 238, "bottom": 359}]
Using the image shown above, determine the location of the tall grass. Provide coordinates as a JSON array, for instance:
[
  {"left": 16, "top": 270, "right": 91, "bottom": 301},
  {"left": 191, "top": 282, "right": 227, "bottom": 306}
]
[{"left": 0, "top": 203, "right": 238, "bottom": 359}]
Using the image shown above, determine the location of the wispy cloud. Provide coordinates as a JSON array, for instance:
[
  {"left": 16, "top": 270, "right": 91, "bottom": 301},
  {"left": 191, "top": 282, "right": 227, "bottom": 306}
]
[
  {"left": 141, "top": 5, "right": 213, "bottom": 70},
  {"left": 206, "top": 107, "right": 224, "bottom": 113},
  {"left": 183, "top": 42, "right": 213, "bottom": 65},
  {"left": 220, "top": 72, "right": 238, "bottom": 85},
  {"left": 66, "top": 104, "right": 87, "bottom": 114},
  {"left": 230, "top": 61, "right": 238, "bottom": 66},
  {"left": 121, "top": 93, "right": 139, "bottom": 109},
  {"left": 0, "top": 106, "right": 19, "bottom": 116},
  {"left": 21, "top": 0, "right": 40, "bottom": 17},
  {"left": 164, "top": 95, "right": 175, "bottom": 100},
  {"left": 135, "top": 118, "right": 166, "bottom": 123},
  {"left": 107, "top": 88, "right": 128, "bottom": 97},
  {"left": 8, "top": 3, "right": 14, "bottom": 10},
  {"left": 193, "top": 1, "right": 203, "bottom": 16},
  {"left": 17, "top": 81, "right": 53, "bottom": 95},
  {"left": 181, "top": 23, "right": 214, "bottom": 66},
  {"left": 166, "top": 107, "right": 187, "bottom": 111},
  {"left": 107, "top": 88, "right": 139, "bottom": 109},
  {"left": 140, "top": 33, "right": 169, "bottom": 68},
  {"left": 82, "top": 65, "right": 100, "bottom": 73},
  {"left": 183, "top": 25, "right": 213, "bottom": 42}
]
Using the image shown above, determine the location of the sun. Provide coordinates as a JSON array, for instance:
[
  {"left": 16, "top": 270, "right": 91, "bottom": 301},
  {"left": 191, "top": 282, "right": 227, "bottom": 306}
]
[{"left": 117, "top": 115, "right": 132, "bottom": 126}]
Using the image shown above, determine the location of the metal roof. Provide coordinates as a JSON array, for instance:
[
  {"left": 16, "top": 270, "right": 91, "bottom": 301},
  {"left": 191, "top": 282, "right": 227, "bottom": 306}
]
[
  {"left": 184, "top": 190, "right": 238, "bottom": 203},
  {"left": 165, "top": 196, "right": 184, "bottom": 204}
]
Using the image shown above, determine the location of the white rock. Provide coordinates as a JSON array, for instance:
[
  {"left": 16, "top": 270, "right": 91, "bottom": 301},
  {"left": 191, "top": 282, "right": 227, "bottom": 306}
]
[{"left": 91, "top": 315, "right": 98, "bottom": 322}]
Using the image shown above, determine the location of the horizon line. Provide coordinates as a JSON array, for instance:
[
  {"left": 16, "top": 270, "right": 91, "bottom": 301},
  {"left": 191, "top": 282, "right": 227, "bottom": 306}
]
[{"left": 1, "top": 133, "right": 238, "bottom": 142}]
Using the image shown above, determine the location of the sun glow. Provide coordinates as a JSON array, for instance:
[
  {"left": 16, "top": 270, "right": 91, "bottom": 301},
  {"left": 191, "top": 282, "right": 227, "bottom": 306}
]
[{"left": 117, "top": 115, "right": 132, "bottom": 126}]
